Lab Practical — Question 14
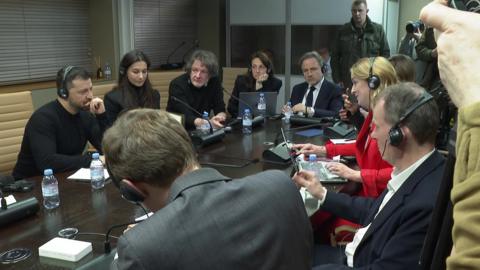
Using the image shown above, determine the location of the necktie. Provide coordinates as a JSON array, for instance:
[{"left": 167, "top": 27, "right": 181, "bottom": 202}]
[{"left": 305, "top": 86, "right": 315, "bottom": 107}]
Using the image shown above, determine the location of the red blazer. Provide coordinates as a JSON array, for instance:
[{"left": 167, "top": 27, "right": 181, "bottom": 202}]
[{"left": 325, "top": 111, "right": 392, "bottom": 197}]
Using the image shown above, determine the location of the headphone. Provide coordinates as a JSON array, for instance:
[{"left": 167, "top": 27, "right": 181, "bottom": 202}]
[
  {"left": 388, "top": 91, "right": 434, "bottom": 146},
  {"left": 106, "top": 163, "right": 146, "bottom": 203},
  {"left": 57, "top": 66, "right": 75, "bottom": 99},
  {"left": 367, "top": 57, "right": 381, "bottom": 90}
]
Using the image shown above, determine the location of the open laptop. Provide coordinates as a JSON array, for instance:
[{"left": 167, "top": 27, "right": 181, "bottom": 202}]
[{"left": 238, "top": 92, "right": 278, "bottom": 117}]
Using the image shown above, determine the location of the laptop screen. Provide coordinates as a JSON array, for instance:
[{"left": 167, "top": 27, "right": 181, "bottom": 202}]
[{"left": 238, "top": 92, "right": 278, "bottom": 117}]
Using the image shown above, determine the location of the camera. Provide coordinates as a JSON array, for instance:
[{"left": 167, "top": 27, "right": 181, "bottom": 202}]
[{"left": 406, "top": 20, "right": 425, "bottom": 33}]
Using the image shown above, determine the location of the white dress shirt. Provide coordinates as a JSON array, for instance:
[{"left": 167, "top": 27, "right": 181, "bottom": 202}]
[{"left": 301, "top": 78, "right": 324, "bottom": 117}]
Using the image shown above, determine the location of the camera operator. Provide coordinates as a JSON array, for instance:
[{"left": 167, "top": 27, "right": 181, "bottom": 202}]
[{"left": 398, "top": 20, "right": 424, "bottom": 59}]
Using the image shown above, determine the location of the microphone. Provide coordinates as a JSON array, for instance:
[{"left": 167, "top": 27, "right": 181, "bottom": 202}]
[
  {"left": 160, "top": 41, "right": 186, "bottom": 70},
  {"left": 104, "top": 220, "right": 143, "bottom": 254},
  {"left": 1, "top": 188, "right": 6, "bottom": 210},
  {"left": 221, "top": 88, "right": 265, "bottom": 127},
  {"left": 0, "top": 196, "right": 40, "bottom": 227},
  {"left": 170, "top": 96, "right": 225, "bottom": 146},
  {"left": 182, "top": 40, "right": 200, "bottom": 64}
]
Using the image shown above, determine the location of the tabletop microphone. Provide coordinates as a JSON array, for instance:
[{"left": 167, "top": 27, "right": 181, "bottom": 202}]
[
  {"left": 221, "top": 88, "right": 264, "bottom": 127},
  {"left": 104, "top": 219, "right": 143, "bottom": 254},
  {"left": 160, "top": 41, "right": 186, "bottom": 70},
  {"left": 170, "top": 96, "right": 225, "bottom": 146},
  {"left": 182, "top": 39, "right": 200, "bottom": 63}
]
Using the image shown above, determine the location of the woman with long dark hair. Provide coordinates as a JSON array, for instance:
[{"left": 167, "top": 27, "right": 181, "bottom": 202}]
[
  {"left": 227, "top": 51, "right": 282, "bottom": 118},
  {"left": 104, "top": 50, "right": 160, "bottom": 124}
]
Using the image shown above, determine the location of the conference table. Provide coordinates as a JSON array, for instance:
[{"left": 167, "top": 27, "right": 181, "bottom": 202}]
[{"left": 0, "top": 118, "right": 350, "bottom": 269}]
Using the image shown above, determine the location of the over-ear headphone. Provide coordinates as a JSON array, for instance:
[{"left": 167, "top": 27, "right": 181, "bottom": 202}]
[
  {"left": 57, "top": 66, "right": 75, "bottom": 99},
  {"left": 106, "top": 163, "right": 146, "bottom": 203},
  {"left": 388, "top": 91, "right": 434, "bottom": 146},
  {"left": 321, "top": 63, "right": 328, "bottom": 74},
  {"left": 367, "top": 57, "right": 381, "bottom": 90}
]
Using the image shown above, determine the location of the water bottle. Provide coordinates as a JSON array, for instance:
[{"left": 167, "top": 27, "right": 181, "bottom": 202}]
[
  {"left": 201, "top": 111, "right": 210, "bottom": 134},
  {"left": 303, "top": 154, "right": 317, "bottom": 171},
  {"left": 90, "top": 152, "right": 105, "bottom": 189},
  {"left": 104, "top": 62, "right": 112, "bottom": 80},
  {"left": 242, "top": 109, "right": 252, "bottom": 134},
  {"left": 42, "top": 169, "right": 60, "bottom": 209},
  {"left": 284, "top": 101, "right": 293, "bottom": 124},
  {"left": 258, "top": 93, "right": 267, "bottom": 117}
]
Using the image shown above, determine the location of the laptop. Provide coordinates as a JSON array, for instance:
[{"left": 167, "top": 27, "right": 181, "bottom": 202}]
[{"left": 238, "top": 92, "right": 278, "bottom": 117}]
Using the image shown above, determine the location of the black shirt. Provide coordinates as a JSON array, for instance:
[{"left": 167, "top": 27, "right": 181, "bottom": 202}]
[
  {"left": 12, "top": 100, "right": 108, "bottom": 179},
  {"left": 227, "top": 74, "right": 282, "bottom": 118},
  {"left": 104, "top": 87, "right": 161, "bottom": 125},
  {"left": 166, "top": 73, "right": 225, "bottom": 129}
]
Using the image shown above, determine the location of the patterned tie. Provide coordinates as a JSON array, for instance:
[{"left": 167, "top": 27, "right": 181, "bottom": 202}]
[{"left": 305, "top": 86, "right": 315, "bottom": 107}]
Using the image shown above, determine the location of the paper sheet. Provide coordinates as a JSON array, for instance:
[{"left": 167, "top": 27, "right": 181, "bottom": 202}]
[{"left": 67, "top": 168, "right": 110, "bottom": 181}]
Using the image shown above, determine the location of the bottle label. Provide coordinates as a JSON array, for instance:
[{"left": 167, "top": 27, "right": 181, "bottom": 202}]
[
  {"left": 42, "top": 185, "right": 58, "bottom": 196},
  {"left": 243, "top": 119, "right": 252, "bottom": 126}
]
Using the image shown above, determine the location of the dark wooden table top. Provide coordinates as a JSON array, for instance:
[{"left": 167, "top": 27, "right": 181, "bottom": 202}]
[{"left": 0, "top": 119, "right": 338, "bottom": 269}]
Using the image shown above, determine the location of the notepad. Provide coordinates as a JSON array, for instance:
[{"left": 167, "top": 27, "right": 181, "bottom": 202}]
[{"left": 39, "top": 237, "right": 92, "bottom": 262}]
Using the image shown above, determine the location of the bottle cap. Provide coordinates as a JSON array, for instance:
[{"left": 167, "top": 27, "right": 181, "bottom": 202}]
[
  {"left": 260, "top": 93, "right": 264, "bottom": 96},
  {"left": 287, "top": 101, "right": 291, "bottom": 106},
  {"left": 44, "top": 169, "right": 53, "bottom": 176},
  {"left": 308, "top": 154, "right": 317, "bottom": 162},
  {"left": 92, "top": 152, "right": 100, "bottom": 159},
  {"left": 244, "top": 109, "right": 250, "bottom": 113}
]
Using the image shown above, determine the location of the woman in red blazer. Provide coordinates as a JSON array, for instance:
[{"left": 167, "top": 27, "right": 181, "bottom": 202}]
[{"left": 293, "top": 56, "right": 399, "bottom": 244}]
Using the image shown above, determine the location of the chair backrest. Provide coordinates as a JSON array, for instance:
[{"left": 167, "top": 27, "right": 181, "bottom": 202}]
[
  {"left": 148, "top": 71, "right": 185, "bottom": 109},
  {"left": 0, "top": 91, "right": 34, "bottom": 175},
  {"left": 93, "top": 82, "right": 116, "bottom": 100},
  {"left": 222, "top": 67, "right": 247, "bottom": 107}
]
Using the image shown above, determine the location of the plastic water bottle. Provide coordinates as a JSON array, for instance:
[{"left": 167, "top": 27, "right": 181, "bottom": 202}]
[
  {"left": 242, "top": 109, "right": 252, "bottom": 134},
  {"left": 42, "top": 169, "right": 60, "bottom": 209},
  {"left": 258, "top": 93, "right": 267, "bottom": 117},
  {"left": 90, "top": 152, "right": 105, "bottom": 189},
  {"left": 104, "top": 62, "right": 112, "bottom": 80},
  {"left": 304, "top": 154, "right": 317, "bottom": 171},
  {"left": 201, "top": 111, "right": 210, "bottom": 134},
  {"left": 284, "top": 101, "right": 293, "bottom": 124}
]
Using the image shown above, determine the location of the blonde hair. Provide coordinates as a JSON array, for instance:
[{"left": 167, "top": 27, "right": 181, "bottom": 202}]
[{"left": 350, "top": 57, "right": 398, "bottom": 103}]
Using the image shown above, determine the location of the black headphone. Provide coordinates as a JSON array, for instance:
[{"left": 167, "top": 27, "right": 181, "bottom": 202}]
[
  {"left": 106, "top": 163, "right": 146, "bottom": 203},
  {"left": 388, "top": 91, "right": 434, "bottom": 146},
  {"left": 367, "top": 57, "right": 381, "bottom": 90},
  {"left": 57, "top": 66, "right": 75, "bottom": 99}
]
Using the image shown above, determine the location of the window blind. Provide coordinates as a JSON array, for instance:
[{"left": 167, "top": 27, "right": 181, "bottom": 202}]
[
  {"left": 134, "top": 0, "right": 197, "bottom": 69},
  {"left": 0, "top": 0, "right": 92, "bottom": 86}
]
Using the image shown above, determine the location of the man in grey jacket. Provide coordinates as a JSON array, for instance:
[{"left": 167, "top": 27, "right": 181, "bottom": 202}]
[{"left": 104, "top": 108, "right": 312, "bottom": 270}]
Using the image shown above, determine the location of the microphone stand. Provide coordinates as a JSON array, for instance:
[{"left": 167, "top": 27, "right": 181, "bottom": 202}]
[
  {"left": 221, "top": 88, "right": 264, "bottom": 127},
  {"left": 104, "top": 220, "right": 143, "bottom": 254},
  {"left": 170, "top": 96, "right": 225, "bottom": 146},
  {"left": 160, "top": 41, "right": 186, "bottom": 70}
]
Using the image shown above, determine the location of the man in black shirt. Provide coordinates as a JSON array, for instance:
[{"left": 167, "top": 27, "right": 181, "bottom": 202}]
[
  {"left": 13, "top": 66, "right": 108, "bottom": 179},
  {"left": 166, "top": 50, "right": 226, "bottom": 130}
]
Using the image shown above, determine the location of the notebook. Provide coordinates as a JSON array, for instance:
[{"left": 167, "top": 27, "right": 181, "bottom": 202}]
[
  {"left": 238, "top": 92, "right": 278, "bottom": 117},
  {"left": 298, "top": 161, "right": 348, "bottom": 184}
]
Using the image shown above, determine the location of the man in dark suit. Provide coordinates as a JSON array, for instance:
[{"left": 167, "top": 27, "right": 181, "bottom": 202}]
[
  {"left": 104, "top": 109, "right": 312, "bottom": 270},
  {"left": 289, "top": 51, "right": 343, "bottom": 118},
  {"left": 294, "top": 82, "right": 445, "bottom": 269}
]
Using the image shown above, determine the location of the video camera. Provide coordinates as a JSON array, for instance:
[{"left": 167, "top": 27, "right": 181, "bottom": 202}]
[{"left": 406, "top": 20, "right": 425, "bottom": 33}]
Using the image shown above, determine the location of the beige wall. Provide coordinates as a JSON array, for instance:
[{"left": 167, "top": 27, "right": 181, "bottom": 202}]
[
  {"left": 397, "top": 0, "right": 431, "bottom": 46},
  {"left": 196, "top": 0, "right": 226, "bottom": 67},
  {"left": 88, "top": 0, "right": 118, "bottom": 81}
]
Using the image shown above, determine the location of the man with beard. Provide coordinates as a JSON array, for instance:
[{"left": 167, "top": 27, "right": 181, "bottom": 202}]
[{"left": 13, "top": 66, "right": 108, "bottom": 179}]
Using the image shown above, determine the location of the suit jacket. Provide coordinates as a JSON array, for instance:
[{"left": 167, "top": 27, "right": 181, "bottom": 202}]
[
  {"left": 112, "top": 168, "right": 312, "bottom": 270},
  {"left": 319, "top": 151, "right": 445, "bottom": 269},
  {"left": 290, "top": 79, "right": 343, "bottom": 118}
]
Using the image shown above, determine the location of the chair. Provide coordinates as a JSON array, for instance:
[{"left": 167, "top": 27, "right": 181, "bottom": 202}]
[
  {"left": 221, "top": 67, "right": 247, "bottom": 108},
  {"left": 0, "top": 91, "right": 34, "bottom": 175},
  {"left": 148, "top": 71, "right": 185, "bottom": 109}
]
